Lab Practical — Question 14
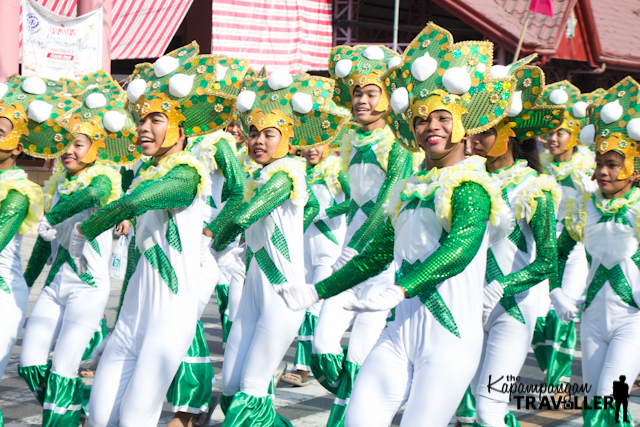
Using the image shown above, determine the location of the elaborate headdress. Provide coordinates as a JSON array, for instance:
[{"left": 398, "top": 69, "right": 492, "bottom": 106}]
[
  {"left": 329, "top": 45, "right": 399, "bottom": 112},
  {"left": 485, "top": 55, "right": 566, "bottom": 157},
  {"left": 125, "top": 42, "right": 237, "bottom": 147},
  {"left": 246, "top": 66, "right": 268, "bottom": 79},
  {"left": 541, "top": 80, "right": 606, "bottom": 150},
  {"left": 0, "top": 75, "right": 80, "bottom": 156},
  {"left": 235, "top": 71, "right": 351, "bottom": 159},
  {"left": 580, "top": 76, "right": 640, "bottom": 180},
  {"left": 382, "top": 22, "right": 517, "bottom": 151},
  {"left": 56, "top": 73, "right": 141, "bottom": 165},
  {"left": 60, "top": 69, "right": 113, "bottom": 96}
]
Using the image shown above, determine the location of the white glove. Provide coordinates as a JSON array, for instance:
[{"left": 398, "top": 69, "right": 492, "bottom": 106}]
[
  {"left": 69, "top": 224, "right": 88, "bottom": 275},
  {"left": 38, "top": 217, "right": 57, "bottom": 242},
  {"left": 549, "top": 288, "right": 585, "bottom": 323},
  {"left": 200, "top": 235, "right": 215, "bottom": 266},
  {"left": 274, "top": 283, "right": 320, "bottom": 311},
  {"left": 313, "top": 209, "right": 329, "bottom": 223},
  {"left": 89, "top": 335, "right": 109, "bottom": 368},
  {"left": 215, "top": 246, "right": 246, "bottom": 282},
  {"left": 483, "top": 280, "right": 505, "bottom": 326},
  {"left": 344, "top": 285, "right": 405, "bottom": 313},
  {"left": 333, "top": 246, "right": 358, "bottom": 271}
]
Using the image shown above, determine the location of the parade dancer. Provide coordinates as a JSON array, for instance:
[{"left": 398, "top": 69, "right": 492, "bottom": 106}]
[
  {"left": 456, "top": 61, "right": 562, "bottom": 427},
  {"left": 557, "top": 76, "right": 640, "bottom": 426},
  {"left": 18, "top": 73, "right": 137, "bottom": 427},
  {"left": 277, "top": 23, "right": 516, "bottom": 427},
  {"left": 73, "top": 43, "right": 234, "bottom": 427},
  {"left": 213, "top": 70, "right": 348, "bottom": 427},
  {"left": 0, "top": 90, "right": 45, "bottom": 427},
  {"left": 531, "top": 81, "right": 604, "bottom": 387}
]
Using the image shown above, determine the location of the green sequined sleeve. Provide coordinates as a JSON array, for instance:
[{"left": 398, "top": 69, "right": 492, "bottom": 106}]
[
  {"left": 398, "top": 181, "right": 491, "bottom": 298},
  {"left": 0, "top": 190, "right": 29, "bottom": 253},
  {"left": 498, "top": 191, "right": 558, "bottom": 297},
  {"left": 206, "top": 141, "right": 247, "bottom": 234},
  {"left": 45, "top": 175, "right": 113, "bottom": 226},
  {"left": 303, "top": 183, "right": 320, "bottom": 232},
  {"left": 120, "top": 168, "right": 135, "bottom": 193},
  {"left": 325, "top": 170, "right": 351, "bottom": 219},
  {"left": 23, "top": 236, "right": 52, "bottom": 287},
  {"left": 315, "top": 219, "right": 395, "bottom": 299},
  {"left": 550, "top": 227, "right": 578, "bottom": 290},
  {"left": 213, "top": 170, "right": 293, "bottom": 251},
  {"left": 347, "top": 142, "right": 412, "bottom": 253},
  {"left": 80, "top": 164, "right": 200, "bottom": 241}
]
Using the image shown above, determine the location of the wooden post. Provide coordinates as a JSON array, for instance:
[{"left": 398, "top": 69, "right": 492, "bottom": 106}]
[{"left": 514, "top": 1, "right": 533, "bottom": 61}]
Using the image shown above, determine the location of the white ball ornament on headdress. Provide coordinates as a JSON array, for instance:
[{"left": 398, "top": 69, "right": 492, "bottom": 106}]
[
  {"left": 127, "top": 79, "right": 147, "bottom": 103},
  {"left": 268, "top": 70, "right": 293, "bottom": 90},
  {"left": 387, "top": 56, "right": 402, "bottom": 69},
  {"left": 168, "top": 74, "right": 195, "bottom": 98},
  {"left": 27, "top": 100, "right": 53, "bottom": 123},
  {"left": 549, "top": 88, "right": 569, "bottom": 105},
  {"left": 476, "top": 63, "right": 487, "bottom": 73},
  {"left": 489, "top": 65, "right": 509, "bottom": 78},
  {"left": 154, "top": 56, "right": 179, "bottom": 78},
  {"left": 572, "top": 101, "right": 588, "bottom": 118},
  {"left": 86, "top": 84, "right": 99, "bottom": 90},
  {"left": 0, "top": 83, "right": 9, "bottom": 99},
  {"left": 291, "top": 92, "right": 313, "bottom": 114},
  {"left": 600, "top": 100, "right": 623, "bottom": 124},
  {"left": 22, "top": 77, "right": 47, "bottom": 95},
  {"left": 216, "top": 64, "right": 229, "bottom": 82},
  {"left": 85, "top": 93, "right": 107, "bottom": 109},
  {"left": 410, "top": 53, "right": 437, "bottom": 82},
  {"left": 580, "top": 124, "right": 595, "bottom": 145},
  {"left": 236, "top": 90, "right": 256, "bottom": 113},
  {"left": 507, "top": 91, "right": 523, "bottom": 117},
  {"left": 627, "top": 118, "right": 640, "bottom": 141},
  {"left": 103, "top": 111, "right": 126, "bottom": 133},
  {"left": 363, "top": 46, "right": 385, "bottom": 60},
  {"left": 335, "top": 59, "right": 353, "bottom": 78},
  {"left": 390, "top": 87, "right": 409, "bottom": 114},
  {"left": 442, "top": 67, "right": 471, "bottom": 94}
]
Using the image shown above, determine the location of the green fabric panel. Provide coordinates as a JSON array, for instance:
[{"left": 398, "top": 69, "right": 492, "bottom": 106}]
[
  {"left": 552, "top": 228, "right": 578, "bottom": 290},
  {"left": 531, "top": 316, "right": 548, "bottom": 373},
  {"left": 359, "top": 200, "right": 376, "bottom": 218},
  {"left": 166, "top": 214, "right": 183, "bottom": 253},
  {"left": 311, "top": 349, "right": 347, "bottom": 394},
  {"left": 208, "top": 139, "right": 247, "bottom": 234},
  {"left": 303, "top": 184, "right": 320, "bottom": 232},
  {"left": 558, "top": 175, "right": 575, "bottom": 190},
  {"left": 254, "top": 248, "right": 287, "bottom": 285},
  {"left": 0, "top": 276, "right": 8, "bottom": 294},
  {"left": 455, "top": 386, "right": 476, "bottom": 421},
  {"left": 44, "top": 246, "right": 95, "bottom": 288},
  {"left": 18, "top": 362, "right": 51, "bottom": 405},
  {"left": 116, "top": 236, "right": 140, "bottom": 324},
  {"left": 486, "top": 249, "right": 525, "bottom": 323},
  {"left": 327, "top": 361, "right": 360, "bottom": 427},
  {"left": 314, "top": 220, "right": 339, "bottom": 245},
  {"left": 597, "top": 212, "right": 632, "bottom": 227},
  {"left": 24, "top": 237, "right": 52, "bottom": 287},
  {"left": 206, "top": 195, "right": 217, "bottom": 208},
  {"left": 88, "top": 238, "right": 101, "bottom": 256},
  {"left": 586, "top": 264, "right": 639, "bottom": 309},
  {"left": 350, "top": 145, "right": 383, "bottom": 169},
  {"left": 419, "top": 286, "right": 461, "bottom": 337},
  {"left": 508, "top": 223, "right": 528, "bottom": 254},
  {"left": 215, "top": 283, "right": 231, "bottom": 343},
  {"left": 220, "top": 394, "right": 234, "bottom": 415},
  {"left": 82, "top": 317, "right": 109, "bottom": 361},
  {"left": 144, "top": 244, "right": 179, "bottom": 294},
  {"left": 245, "top": 246, "right": 253, "bottom": 273},
  {"left": 270, "top": 223, "right": 291, "bottom": 262},
  {"left": 0, "top": 190, "right": 28, "bottom": 253},
  {"left": 42, "top": 372, "right": 83, "bottom": 427},
  {"left": 294, "top": 311, "right": 319, "bottom": 370},
  {"left": 347, "top": 199, "right": 359, "bottom": 225},
  {"left": 543, "top": 310, "right": 576, "bottom": 387},
  {"left": 222, "top": 391, "right": 292, "bottom": 427}
]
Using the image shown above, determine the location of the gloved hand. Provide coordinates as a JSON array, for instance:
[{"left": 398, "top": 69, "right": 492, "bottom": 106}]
[
  {"left": 549, "top": 288, "right": 585, "bottom": 323},
  {"left": 483, "top": 280, "right": 504, "bottom": 326},
  {"left": 344, "top": 285, "right": 405, "bottom": 313},
  {"left": 69, "top": 223, "right": 88, "bottom": 275},
  {"left": 38, "top": 217, "right": 57, "bottom": 242},
  {"left": 215, "top": 246, "right": 246, "bottom": 282},
  {"left": 332, "top": 246, "right": 358, "bottom": 271},
  {"left": 200, "top": 235, "right": 215, "bottom": 266},
  {"left": 89, "top": 335, "right": 109, "bottom": 368},
  {"left": 274, "top": 283, "right": 320, "bottom": 311}
]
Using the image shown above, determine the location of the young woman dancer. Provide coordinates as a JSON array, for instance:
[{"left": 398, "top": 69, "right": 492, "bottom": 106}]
[
  {"left": 531, "top": 81, "right": 604, "bottom": 387},
  {"left": 0, "top": 93, "right": 44, "bottom": 426},
  {"left": 556, "top": 76, "right": 640, "bottom": 425},
  {"left": 18, "top": 76, "right": 137, "bottom": 426},
  {"left": 72, "top": 44, "right": 235, "bottom": 427},
  {"left": 213, "top": 71, "right": 348, "bottom": 426},
  {"left": 455, "top": 62, "right": 562, "bottom": 427},
  {"left": 277, "top": 22, "right": 517, "bottom": 427}
]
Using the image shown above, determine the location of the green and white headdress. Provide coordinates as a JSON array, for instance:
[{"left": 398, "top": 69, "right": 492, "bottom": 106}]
[
  {"left": 60, "top": 69, "right": 113, "bottom": 96},
  {"left": 383, "top": 22, "right": 517, "bottom": 151}
]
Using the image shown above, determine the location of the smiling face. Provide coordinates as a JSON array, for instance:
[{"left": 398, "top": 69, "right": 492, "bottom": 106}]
[
  {"left": 62, "top": 134, "right": 93, "bottom": 176},
  {"left": 302, "top": 145, "right": 325, "bottom": 166},
  {"left": 595, "top": 151, "right": 638, "bottom": 198},
  {"left": 546, "top": 129, "right": 572, "bottom": 157},
  {"left": 226, "top": 119, "right": 246, "bottom": 145},
  {"left": 414, "top": 110, "right": 456, "bottom": 161},
  {"left": 351, "top": 84, "right": 384, "bottom": 125},
  {"left": 0, "top": 117, "right": 16, "bottom": 166},
  {"left": 248, "top": 126, "right": 283, "bottom": 165},
  {"left": 137, "top": 112, "right": 169, "bottom": 156}
]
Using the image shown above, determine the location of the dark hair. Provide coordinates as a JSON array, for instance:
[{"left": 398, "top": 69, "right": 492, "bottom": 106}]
[{"left": 511, "top": 137, "right": 542, "bottom": 174}]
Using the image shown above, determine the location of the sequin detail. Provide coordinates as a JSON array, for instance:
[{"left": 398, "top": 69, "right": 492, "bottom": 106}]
[
  {"left": 144, "top": 244, "right": 179, "bottom": 294},
  {"left": 167, "top": 215, "right": 182, "bottom": 253}
]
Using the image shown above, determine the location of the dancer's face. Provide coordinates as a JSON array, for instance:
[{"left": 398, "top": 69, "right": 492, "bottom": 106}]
[
  {"left": 0, "top": 118, "right": 21, "bottom": 166},
  {"left": 62, "top": 134, "right": 92, "bottom": 176},
  {"left": 226, "top": 120, "right": 245, "bottom": 144},
  {"left": 352, "top": 85, "right": 384, "bottom": 125},
  {"left": 138, "top": 112, "right": 169, "bottom": 156},
  {"left": 302, "top": 145, "right": 325, "bottom": 166},
  {"left": 595, "top": 151, "right": 637, "bottom": 199},
  {"left": 414, "top": 110, "right": 456, "bottom": 160},
  {"left": 470, "top": 129, "right": 497, "bottom": 158},
  {"left": 248, "top": 126, "right": 282, "bottom": 165},
  {"left": 546, "top": 129, "right": 572, "bottom": 157}
]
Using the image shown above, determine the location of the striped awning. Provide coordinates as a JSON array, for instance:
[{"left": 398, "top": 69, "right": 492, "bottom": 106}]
[
  {"left": 211, "top": 0, "right": 333, "bottom": 73},
  {"left": 19, "top": 0, "right": 192, "bottom": 60}
]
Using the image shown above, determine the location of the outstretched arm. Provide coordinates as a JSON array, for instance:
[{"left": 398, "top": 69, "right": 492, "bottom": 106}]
[
  {"left": 207, "top": 141, "right": 247, "bottom": 234},
  {"left": 46, "top": 175, "right": 113, "bottom": 225},
  {"left": 80, "top": 164, "right": 200, "bottom": 240},
  {"left": 0, "top": 190, "right": 29, "bottom": 253},
  {"left": 23, "top": 237, "right": 52, "bottom": 287},
  {"left": 325, "top": 171, "right": 350, "bottom": 218}
]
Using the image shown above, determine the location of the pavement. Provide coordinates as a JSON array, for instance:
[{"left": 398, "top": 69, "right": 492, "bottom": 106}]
[{"left": 2, "top": 234, "right": 640, "bottom": 426}]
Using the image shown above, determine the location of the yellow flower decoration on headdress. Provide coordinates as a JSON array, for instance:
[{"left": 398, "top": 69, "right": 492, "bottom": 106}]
[
  {"left": 0, "top": 102, "right": 29, "bottom": 151},
  {"left": 133, "top": 93, "right": 186, "bottom": 148},
  {"left": 244, "top": 108, "right": 294, "bottom": 159}
]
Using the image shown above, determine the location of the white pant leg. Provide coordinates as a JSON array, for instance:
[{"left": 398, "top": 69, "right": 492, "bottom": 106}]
[
  {"left": 19, "top": 286, "right": 64, "bottom": 367},
  {"left": 198, "top": 260, "right": 220, "bottom": 319},
  {"left": 227, "top": 273, "right": 243, "bottom": 324},
  {"left": 312, "top": 263, "right": 334, "bottom": 285},
  {"left": 312, "top": 288, "right": 357, "bottom": 355},
  {"left": 0, "top": 280, "right": 28, "bottom": 376}
]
